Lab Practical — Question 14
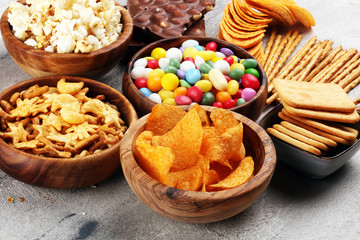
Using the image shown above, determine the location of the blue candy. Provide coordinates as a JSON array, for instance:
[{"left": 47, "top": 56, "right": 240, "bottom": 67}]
[
  {"left": 139, "top": 87, "right": 153, "bottom": 97},
  {"left": 185, "top": 68, "right": 201, "bottom": 84}
]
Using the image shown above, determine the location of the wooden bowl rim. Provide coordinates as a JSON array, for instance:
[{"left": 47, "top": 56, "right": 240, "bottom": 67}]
[
  {"left": 0, "top": 0, "right": 133, "bottom": 58},
  {"left": 0, "top": 75, "right": 138, "bottom": 163},
  {"left": 124, "top": 36, "right": 268, "bottom": 111},
  {"left": 120, "top": 105, "right": 276, "bottom": 201}
]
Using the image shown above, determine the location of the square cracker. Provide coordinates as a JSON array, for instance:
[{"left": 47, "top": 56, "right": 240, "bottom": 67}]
[
  {"left": 282, "top": 101, "right": 360, "bottom": 124},
  {"left": 273, "top": 78, "right": 356, "bottom": 113}
]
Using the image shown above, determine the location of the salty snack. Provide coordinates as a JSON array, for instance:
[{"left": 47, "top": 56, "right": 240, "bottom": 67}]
[
  {"left": 128, "top": 0, "right": 215, "bottom": 39},
  {"left": 130, "top": 39, "right": 262, "bottom": 109},
  {"left": 8, "top": 0, "right": 124, "bottom": 53},
  {"left": 135, "top": 104, "right": 254, "bottom": 192},
  {"left": 0, "top": 78, "right": 127, "bottom": 158}
]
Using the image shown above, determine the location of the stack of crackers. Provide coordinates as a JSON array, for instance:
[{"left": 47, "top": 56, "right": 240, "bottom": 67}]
[{"left": 267, "top": 78, "right": 359, "bottom": 156}]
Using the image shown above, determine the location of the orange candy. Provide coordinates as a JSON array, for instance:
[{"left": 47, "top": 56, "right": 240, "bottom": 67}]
[
  {"left": 173, "top": 87, "right": 188, "bottom": 97},
  {"left": 216, "top": 91, "right": 232, "bottom": 103},
  {"left": 147, "top": 75, "right": 162, "bottom": 92}
]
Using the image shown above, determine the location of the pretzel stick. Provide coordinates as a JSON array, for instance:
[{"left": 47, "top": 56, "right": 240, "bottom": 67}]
[
  {"left": 286, "top": 41, "right": 322, "bottom": 80},
  {"left": 295, "top": 48, "right": 324, "bottom": 82},
  {"left": 264, "top": 34, "right": 282, "bottom": 73},
  {"left": 317, "top": 49, "right": 357, "bottom": 83},
  {"left": 344, "top": 75, "right": 360, "bottom": 93},
  {"left": 330, "top": 54, "right": 360, "bottom": 84},
  {"left": 310, "top": 49, "right": 347, "bottom": 83},
  {"left": 266, "top": 30, "right": 292, "bottom": 77},
  {"left": 354, "top": 97, "right": 360, "bottom": 105},
  {"left": 330, "top": 52, "right": 360, "bottom": 82},
  {"left": 266, "top": 91, "right": 279, "bottom": 105},
  {"left": 339, "top": 65, "right": 360, "bottom": 88},
  {"left": 263, "top": 28, "right": 278, "bottom": 67},
  {"left": 303, "top": 45, "right": 341, "bottom": 82},
  {"left": 267, "top": 32, "right": 301, "bottom": 90},
  {"left": 318, "top": 40, "right": 333, "bottom": 61}
]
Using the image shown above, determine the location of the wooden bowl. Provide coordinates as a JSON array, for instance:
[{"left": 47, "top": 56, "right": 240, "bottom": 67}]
[
  {"left": 122, "top": 36, "right": 268, "bottom": 121},
  {"left": 0, "top": 76, "right": 138, "bottom": 188},
  {"left": 120, "top": 106, "right": 276, "bottom": 223},
  {"left": 0, "top": 0, "right": 133, "bottom": 78}
]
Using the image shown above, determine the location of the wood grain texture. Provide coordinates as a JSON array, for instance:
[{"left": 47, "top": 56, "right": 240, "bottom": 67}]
[
  {"left": 122, "top": 36, "right": 268, "bottom": 120},
  {"left": 120, "top": 105, "right": 276, "bottom": 223},
  {"left": 0, "top": 0, "right": 133, "bottom": 78},
  {"left": 0, "top": 76, "right": 138, "bottom": 188}
]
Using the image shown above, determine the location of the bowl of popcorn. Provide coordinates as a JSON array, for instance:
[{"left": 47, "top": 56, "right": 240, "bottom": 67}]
[
  {"left": 120, "top": 104, "right": 276, "bottom": 223},
  {"left": 0, "top": 76, "right": 137, "bottom": 188},
  {"left": 0, "top": 0, "right": 133, "bottom": 78},
  {"left": 122, "top": 36, "right": 268, "bottom": 121}
]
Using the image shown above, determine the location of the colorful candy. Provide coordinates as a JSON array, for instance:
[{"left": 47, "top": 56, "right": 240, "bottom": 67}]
[{"left": 131, "top": 39, "right": 262, "bottom": 109}]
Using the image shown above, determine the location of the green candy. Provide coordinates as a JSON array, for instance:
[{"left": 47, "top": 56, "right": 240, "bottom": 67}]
[
  {"left": 169, "top": 57, "right": 180, "bottom": 69},
  {"left": 244, "top": 68, "right": 260, "bottom": 78},
  {"left": 179, "top": 79, "right": 191, "bottom": 88},
  {"left": 206, "top": 60, "right": 215, "bottom": 68},
  {"left": 236, "top": 98, "right": 246, "bottom": 106},
  {"left": 164, "top": 65, "right": 178, "bottom": 74},
  {"left": 242, "top": 58, "right": 258, "bottom": 69},
  {"left": 199, "top": 63, "right": 213, "bottom": 74},
  {"left": 200, "top": 92, "right": 215, "bottom": 106},
  {"left": 228, "top": 68, "right": 244, "bottom": 80}
]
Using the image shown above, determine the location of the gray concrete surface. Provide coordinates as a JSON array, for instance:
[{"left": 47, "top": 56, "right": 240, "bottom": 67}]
[{"left": 1, "top": 0, "right": 360, "bottom": 239}]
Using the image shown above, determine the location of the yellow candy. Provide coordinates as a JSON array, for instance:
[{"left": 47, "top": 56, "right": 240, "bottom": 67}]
[
  {"left": 230, "top": 63, "right": 245, "bottom": 72},
  {"left": 195, "top": 80, "right": 213, "bottom": 92},
  {"left": 148, "top": 69, "right": 165, "bottom": 79},
  {"left": 209, "top": 69, "right": 228, "bottom": 91},
  {"left": 227, "top": 80, "right": 239, "bottom": 95},
  {"left": 212, "top": 57, "right": 223, "bottom": 63},
  {"left": 230, "top": 55, "right": 238, "bottom": 63},
  {"left": 151, "top": 47, "right": 166, "bottom": 61},
  {"left": 201, "top": 74, "right": 210, "bottom": 80},
  {"left": 158, "top": 90, "right": 174, "bottom": 101},
  {"left": 144, "top": 57, "right": 155, "bottom": 61},
  {"left": 183, "top": 47, "right": 198, "bottom": 59},
  {"left": 163, "top": 98, "right": 177, "bottom": 106},
  {"left": 193, "top": 51, "right": 216, "bottom": 61},
  {"left": 161, "top": 73, "right": 179, "bottom": 91}
]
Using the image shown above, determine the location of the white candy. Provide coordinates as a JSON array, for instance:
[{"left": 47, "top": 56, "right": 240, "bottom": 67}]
[
  {"left": 148, "top": 93, "right": 162, "bottom": 104},
  {"left": 158, "top": 58, "right": 170, "bottom": 69},
  {"left": 131, "top": 66, "right": 147, "bottom": 80},
  {"left": 214, "top": 60, "right": 231, "bottom": 74},
  {"left": 133, "top": 58, "right": 148, "bottom": 68},
  {"left": 166, "top": 47, "right": 183, "bottom": 62},
  {"left": 180, "top": 61, "right": 196, "bottom": 72},
  {"left": 181, "top": 39, "right": 199, "bottom": 49},
  {"left": 215, "top": 51, "right": 226, "bottom": 59},
  {"left": 194, "top": 56, "right": 205, "bottom": 69},
  {"left": 144, "top": 68, "right": 153, "bottom": 78}
]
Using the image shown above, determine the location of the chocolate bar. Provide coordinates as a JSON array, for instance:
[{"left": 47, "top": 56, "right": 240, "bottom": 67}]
[{"left": 128, "top": 0, "right": 215, "bottom": 39}]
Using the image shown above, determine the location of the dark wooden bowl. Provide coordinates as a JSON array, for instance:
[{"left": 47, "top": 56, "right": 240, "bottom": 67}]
[
  {"left": 120, "top": 106, "right": 276, "bottom": 223},
  {"left": 122, "top": 36, "right": 268, "bottom": 121},
  {"left": 0, "top": 0, "right": 133, "bottom": 78},
  {"left": 0, "top": 76, "right": 138, "bottom": 188}
]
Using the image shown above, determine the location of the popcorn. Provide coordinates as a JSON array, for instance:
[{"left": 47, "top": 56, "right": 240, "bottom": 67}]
[{"left": 8, "top": 0, "right": 123, "bottom": 53}]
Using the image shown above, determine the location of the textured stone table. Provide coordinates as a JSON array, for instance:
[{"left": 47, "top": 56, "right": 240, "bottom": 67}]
[{"left": 1, "top": 0, "right": 360, "bottom": 239}]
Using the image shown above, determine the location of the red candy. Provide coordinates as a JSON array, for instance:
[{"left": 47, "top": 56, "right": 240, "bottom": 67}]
[
  {"left": 184, "top": 57, "right": 195, "bottom": 64},
  {"left": 187, "top": 86, "right": 203, "bottom": 103},
  {"left": 242, "top": 74, "right": 260, "bottom": 91},
  {"left": 223, "top": 56, "right": 234, "bottom": 66},
  {"left": 205, "top": 42, "right": 217, "bottom": 51},
  {"left": 175, "top": 95, "right": 193, "bottom": 105},
  {"left": 213, "top": 101, "right": 223, "bottom": 108},
  {"left": 134, "top": 78, "right": 148, "bottom": 89},
  {"left": 147, "top": 59, "right": 159, "bottom": 69},
  {"left": 232, "top": 89, "right": 243, "bottom": 99},
  {"left": 223, "top": 99, "right": 236, "bottom": 109},
  {"left": 225, "top": 75, "right": 232, "bottom": 82}
]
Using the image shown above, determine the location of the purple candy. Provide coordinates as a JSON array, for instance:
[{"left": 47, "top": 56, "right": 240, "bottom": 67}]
[
  {"left": 241, "top": 88, "right": 256, "bottom": 101},
  {"left": 177, "top": 69, "right": 186, "bottom": 79},
  {"left": 179, "top": 46, "right": 186, "bottom": 52},
  {"left": 220, "top": 47, "right": 234, "bottom": 56}
]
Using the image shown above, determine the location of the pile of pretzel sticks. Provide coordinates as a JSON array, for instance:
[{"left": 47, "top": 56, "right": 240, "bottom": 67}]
[{"left": 263, "top": 28, "right": 360, "bottom": 105}]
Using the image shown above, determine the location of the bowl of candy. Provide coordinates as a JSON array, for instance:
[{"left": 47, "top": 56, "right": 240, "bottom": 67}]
[
  {"left": 0, "top": 0, "right": 133, "bottom": 78},
  {"left": 122, "top": 36, "right": 267, "bottom": 121},
  {"left": 120, "top": 104, "right": 276, "bottom": 223},
  {"left": 0, "top": 76, "right": 137, "bottom": 188}
]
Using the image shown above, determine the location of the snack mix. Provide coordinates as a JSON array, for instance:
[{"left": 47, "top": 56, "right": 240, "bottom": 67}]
[
  {"left": 8, "top": 0, "right": 123, "bottom": 53},
  {"left": 0, "top": 78, "right": 127, "bottom": 158}
]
